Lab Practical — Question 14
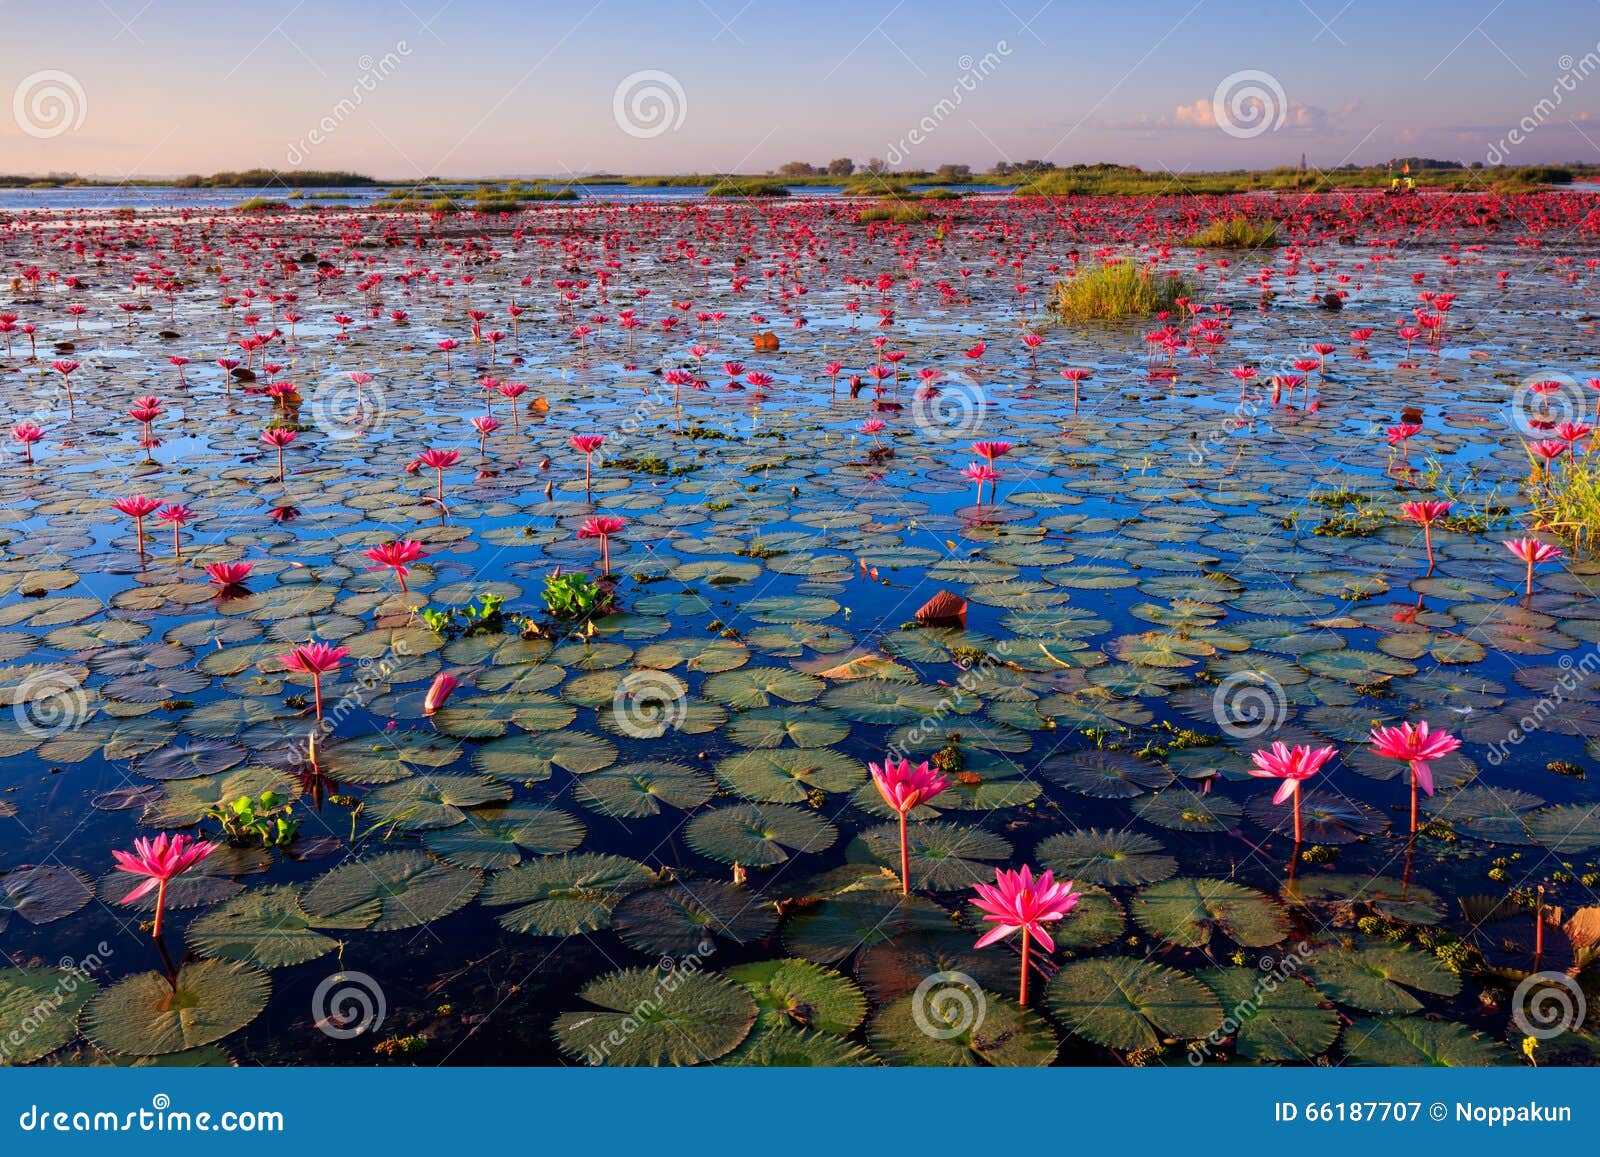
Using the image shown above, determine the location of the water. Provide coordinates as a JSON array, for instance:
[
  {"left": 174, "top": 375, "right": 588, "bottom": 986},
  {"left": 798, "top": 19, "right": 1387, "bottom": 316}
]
[{"left": 1, "top": 191, "right": 1598, "bottom": 1067}]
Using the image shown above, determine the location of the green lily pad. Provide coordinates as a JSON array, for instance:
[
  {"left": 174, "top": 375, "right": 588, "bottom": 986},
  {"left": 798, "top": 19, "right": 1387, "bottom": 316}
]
[
  {"left": 1133, "top": 877, "right": 1288, "bottom": 949},
  {"left": 858, "top": 822, "right": 1011, "bottom": 891},
  {"left": 554, "top": 967, "right": 757, "bottom": 1066},
  {"left": 421, "top": 805, "right": 585, "bottom": 868},
  {"left": 481, "top": 854, "right": 656, "bottom": 935},
  {"left": 185, "top": 885, "right": 337, "bottom": 968},
  {"left": 869, "top": 987, "right": 1058, "bottom": 1066},
  {"left": 1304, "top": 942, "right": 1462, "bottom": 1013},
  {"left": 83, "top": 960, "right": 269, "bottom": 1056},
  {"left": 1197, "top": 967, "right": 1339, "bottom": 1063},
  {"left": 685, "top": 804, "right": 838, "bottom": 866},
  {"left": 1046, "top": 957, "right": 1222, "bottom": 1050},
  {"left": 0, "top": 966, "right": 96, "bottom": 1064},
  {"left": 301, "top": 851, "right": 480, "bottom": 932},
  {"left": 613, "top": 881, "right": 780, "bottom": 954},
  {"left": 715, "top": 748, "right": 865, "bottom": 802},
  {"left": 1343, "top": 1017, "right": 1503, "bottom": 1066},
  {"left": 1036, "top": 828, "right": 1177, "bottom": 886},
  {"left": 725, "top": 958, "right": 867, "bottom": 1034}
]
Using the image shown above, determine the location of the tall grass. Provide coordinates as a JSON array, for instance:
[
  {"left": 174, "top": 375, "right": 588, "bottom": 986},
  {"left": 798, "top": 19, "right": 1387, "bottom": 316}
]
[
  {"left": 704, "top": 179, "right": 789, "bottom": 198},
  {"left": 1054, "top": 262, "right": 1191, "bottom": 322},
  {"left": 1526, "top": 444, "right": 1600, "bottom": 555},
  {"left": 1180, "top": 216, "right": 1278, "bottom": 248}
]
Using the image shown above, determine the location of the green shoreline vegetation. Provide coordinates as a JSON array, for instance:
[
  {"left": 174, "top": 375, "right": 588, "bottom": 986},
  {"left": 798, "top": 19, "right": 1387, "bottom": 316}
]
[{"left": 0, "top": 159, "right": 1588, "bottom": 196}]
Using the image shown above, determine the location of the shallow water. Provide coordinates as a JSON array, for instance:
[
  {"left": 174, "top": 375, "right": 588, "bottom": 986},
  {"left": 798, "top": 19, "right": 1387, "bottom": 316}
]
[{"left": 2, "top": 192, "right": 1599, "bottom": 1068}]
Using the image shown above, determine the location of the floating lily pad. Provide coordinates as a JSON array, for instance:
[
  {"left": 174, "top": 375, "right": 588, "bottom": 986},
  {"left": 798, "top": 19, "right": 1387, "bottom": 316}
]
[
  {"left": 301, "top": 851, "right": 480, "bottom": 932},
  {"left": 1304, "top": 942, "right": 1462, "bottom": 1013},
  {"left": 554, "top": 967, "right": 756, "bottom": 1066},
  {"left": 1046, "top": 957, "right": 1222, "bottom": 1050},
  {"left": 571, "top": 762, "right": 714, "bottom": 818},
  {"left": 613, "top": 881, "right": 780, "bottom": 954},
  {"left": 686, "top": 804, "right": 838, "bottom": 867},
  {"left": 482, "top": 854, "right": 656, "bottom": 936},
  {"left": 83, "top": 960, "right": 269, "bottom": 1056},
  {"left": 1133, "top": 877, "right": 1288, "bottom": 949},
  {"left": 1343, "top": 1016, "right": 1502, "bottom": 1066},
  {"left": 0, "top": 866, "right": 94, "bottom": 931},
  {"left": 1196, "top": 967, "right": 1339, "bottom": 1063},
  {"left": 858, "top": 822, "right": 1011, "bottom": 891},
  {"left": 1035, "top": 828, "right": 1177, "bottom": 886},
  {"left": 715, "top": 748, "right": 865, "bottom": 802},
  {"left": 725, "top": 958, "right": 867, "bottom": 1034},
  {"left": 185, "top": 885, "right": 337, "bottom": 968},
  {"left": 0, "top": 966, "right": 96, "bottom": 1064},
  {"left": 421, "top": 805, "right": 585, "bottom": 868},
  {"left": 869, "top": 987, "right": 1058, "bottom": 1066}
]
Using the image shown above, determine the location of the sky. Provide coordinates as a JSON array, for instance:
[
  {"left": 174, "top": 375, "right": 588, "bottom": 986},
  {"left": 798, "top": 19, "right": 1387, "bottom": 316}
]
[{"left": 3, "top": 0, "right": 1600, "bottom": 179}]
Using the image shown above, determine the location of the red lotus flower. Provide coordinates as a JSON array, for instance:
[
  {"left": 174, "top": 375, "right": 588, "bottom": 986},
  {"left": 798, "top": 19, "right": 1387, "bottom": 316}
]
[
  {"left": 578, "top": 515, "right": 626, "bottom": 574},
  {"left": 11, "top": 421, "right": 42, "bottom": 462},
  {"left": 971, "top": 865, "right": 1080, "bottom": 1005},
  {"left": 113, "top": 832, "right": 218, "bottom": 938},
  {"left": 869, "top": 755, "right": 950, "bottom": 895},
  {"left": 1505, "top": 536, "right": 1562, "bottom": 597},
  {"left": 1369, "top": 721, "right": 1461, "bottom": 835},
  {"left": 1399, "top": 499, "right": 1452, "bottom": 574},
  {"left": 424, "top": 672, "right": 460, "bottom": 716},
  {"left": 1248, "top": 742, "right": 1338, "bottom": 844},
  {"left": 205, "top": 561, "right": 253, "bottom": 589},
  {"left": 279, "top": 642, "right": 350, "bottom": 721},
  {"left": 112, "top": 495, "right": 162, "bottom": 555},
  {"left": 365, "top": 539, "right": 426, "bottom": 593}
]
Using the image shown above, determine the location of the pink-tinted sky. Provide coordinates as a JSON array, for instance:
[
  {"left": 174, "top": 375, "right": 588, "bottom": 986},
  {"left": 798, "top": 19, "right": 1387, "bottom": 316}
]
[{"left": 3, "top": 0, "right": 1599, "bottom": 178}]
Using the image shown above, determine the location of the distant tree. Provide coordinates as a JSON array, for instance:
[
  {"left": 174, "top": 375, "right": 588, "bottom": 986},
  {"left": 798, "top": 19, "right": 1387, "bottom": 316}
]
[
  {"left": 863, "top": 156, "right": 887, "bottom": 174},
  {"left": 935, "top": 163, "right": 971, "bottom": 180},
  {"left": 778, "top": 161, "right": 818, "bottom": 177},
  {"left": 827, "top": 157, "right": 855, "bottom": 176}
]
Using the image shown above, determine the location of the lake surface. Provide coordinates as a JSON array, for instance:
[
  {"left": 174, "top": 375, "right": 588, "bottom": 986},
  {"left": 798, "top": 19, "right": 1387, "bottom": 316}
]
[{"left": 1, "top": 191, "right": 1598, "bottom": 1068}]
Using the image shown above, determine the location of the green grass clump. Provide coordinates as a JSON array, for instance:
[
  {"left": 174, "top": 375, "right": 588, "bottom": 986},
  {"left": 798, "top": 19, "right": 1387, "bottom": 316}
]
[
  {"left": 856, "top": 205, "right": 927, "bottom": 223},
  {"left": 236, "top": 197, "right": 289, "bottom": 212},
  {"left": 1180, "top": 216, "right": 1278, "bottom": 248},
  {"left": 1053, "top": 261, "right": 1190, "bottom": 322},
  {"left": 1528, "top": 445, "right": 1600, "bottom": 554},
  {"left": 705, "top": 179, "right": 789, "bottom": 198}
]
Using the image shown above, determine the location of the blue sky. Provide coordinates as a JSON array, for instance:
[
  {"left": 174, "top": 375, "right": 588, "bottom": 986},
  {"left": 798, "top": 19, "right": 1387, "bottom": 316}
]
[{"left": 2, "top": 0, "right": 1598, "bottom": 177}]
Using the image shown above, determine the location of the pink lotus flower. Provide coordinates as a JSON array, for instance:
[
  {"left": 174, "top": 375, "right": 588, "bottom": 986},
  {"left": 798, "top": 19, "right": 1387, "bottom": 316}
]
[
  {"left": 972, "top": 440, "right": 1013, "bottom": 462},
  {"left": 570, "top": 434, "right": 606, "bottom": 496},
  {"left": 424, "top": 672, "right": 460, "bottom": 716},
  {"left": 113, "top": 832, "right": 218, "bottom": 939},
  {"left": 578, "top": 515, "right": 627, "bottom": 575},
  {"left": 112, "top": 495, "right": 162, "bottom": 555},
  {"left": 1399, "top": 499, "right": 1452, "bottom": 574},
  {"left": 1248, "top": 742, "right": 1338, "bottom": 844},
  {"left": 971, "top": 865, "right": 1081, "bottom": 1005},
  {"left": 157, "top": 504, "right": 193, "bottom": 561},
  {"left": 279, "top": 642, "right": 350, "bottom": 722},
  {"left": 961, "top": 461, "right": 1000, "bottom": 506},
  {"left": 417, "top": 448, "right": 459, "bottom": 507},
  {"left": 205, "top": 561, "right": 253, "bottom": 589},
  {"left": 1504, "top": 536, "right": 1562, "bottom": 598},
  {"left": 365, "top": 540, "right": 426, "bottom": 593},
  {"left": 869, "top": 756, "right": 949, "bottom": 895},
  {"left": 1369, "top": 721, "right": 1461, "bottom": 835},
  {"left": 11, "top": 421, "right": 42, "bottom": 463},
  {"left": 472, "top": 415, "right": 501, "bottom": 454},
  {"left": 261, "top": 427, "right": 296, "bottom": 481}
]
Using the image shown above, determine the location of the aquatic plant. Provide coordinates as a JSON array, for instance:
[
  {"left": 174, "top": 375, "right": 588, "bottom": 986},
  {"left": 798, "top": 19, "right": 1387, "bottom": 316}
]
[
  {"left": 1504, "top": 536, "right": 1562, "bottom": 597},
  {"left": 1053, "top": 262, "right": 1189, "bottom": 322},
  {"left": 278, "top": 642, "right": 350, "bottom": 722},
  {"left": 1180, "top": 217, "right": 1278, "bottom": 248},
  {"left": 365, "top": 539, "right": 426, "bottom": 594},
  {"left": 1369, "top": 722, "right": 1461, "bottom": 837},
  {"left": 1248, "top": 743, "right": 1338, "bottom": 845},
  {"left": 971, "top": 865, "right": 1081, "bottom": 1004},
  {"left": 867, "top": 756, "right": 949, "bottom": 894},
  {"left": 112, "top": 832, "right": 217, "bottom": 939},
  {"left": 577, "top": 515, "right": 627, "bottom": 576}
]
